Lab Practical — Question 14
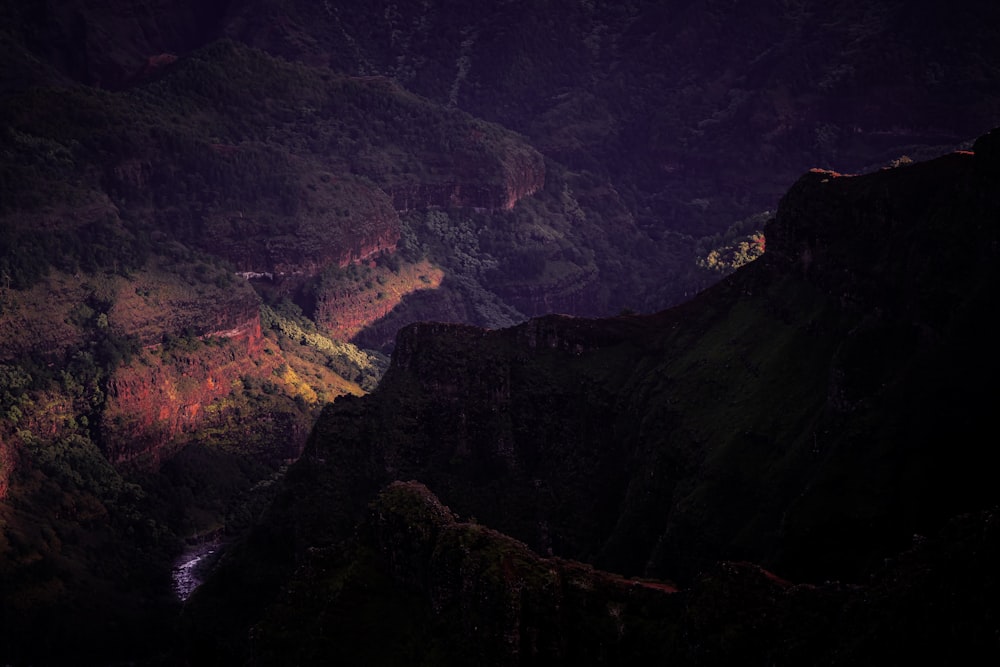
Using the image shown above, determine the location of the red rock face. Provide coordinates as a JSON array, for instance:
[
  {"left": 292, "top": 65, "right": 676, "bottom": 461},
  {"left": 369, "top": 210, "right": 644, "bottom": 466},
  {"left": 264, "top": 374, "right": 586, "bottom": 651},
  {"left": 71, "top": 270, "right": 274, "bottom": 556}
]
[
  {"left": 133, "top": 52, "right": 178, "bottom": 81},
  {"left": 313, "top": 261, "right": 444, "bottom": 342},
  {"left": 204, "top": 311, "right": 264, "bottom": 354},
  {"left": 101, "top": 313, "right": 272, "bottom": 464},
  {"left": 315, "top": 286, "right": 402, "bottom": 342}
]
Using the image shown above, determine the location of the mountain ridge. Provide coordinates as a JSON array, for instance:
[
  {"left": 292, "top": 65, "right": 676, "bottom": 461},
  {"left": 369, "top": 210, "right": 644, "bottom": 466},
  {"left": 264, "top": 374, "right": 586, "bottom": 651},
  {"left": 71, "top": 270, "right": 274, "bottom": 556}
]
[
  {"left": 2, "top": 3, "right": 999, "bottom": 662},
  {"left": 177, "top": 129, "right": 1000, "bottom": 664}
]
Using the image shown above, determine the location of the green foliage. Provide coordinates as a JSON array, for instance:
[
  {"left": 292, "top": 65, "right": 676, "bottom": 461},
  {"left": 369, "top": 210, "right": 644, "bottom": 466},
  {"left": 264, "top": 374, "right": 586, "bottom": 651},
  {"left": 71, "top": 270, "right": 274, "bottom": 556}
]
[
  {"left": 696, "top": 211, "right": 770, "bottom": 274},
  {"left": 0, "top": 362, "right": 32, "bottom": 423},
  {"left": 0, "top": 32, "right": 703, "bottom": 322},
  {"left": 0, "top": 208, "right": 152, "bottom": 289},
  {"left": 697, "top": 232, "right": 766, "bottom": 273},
  {"left": 0, "top": 5, "right": 996, "bottom": 664},
  {"left": 421, "top": 210, "right": 499, "bottom": 278},
  {"left": 1, "top": 418, "right": 178, "bottom": 662},
  {"left": 261, "top": 302, "right": 388, "bottom": 391},
  {"left": 396, "top": 212, "right": 430, "bottom": 262},
  {"left": 22, "top": 432, "right": 142, "bottom": 508}
]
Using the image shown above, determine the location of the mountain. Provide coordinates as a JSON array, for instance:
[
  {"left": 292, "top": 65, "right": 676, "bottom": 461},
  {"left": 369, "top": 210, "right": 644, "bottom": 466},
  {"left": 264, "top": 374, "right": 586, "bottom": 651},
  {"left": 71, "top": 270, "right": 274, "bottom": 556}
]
[
  {"left": 4, "top": 1, "right": 999, "bottom": 322},
  {"left": 177, "top": 131, "right": 1000, "bottom": 664},
  {"left": 1, "top": 1, "right": 999, "bottom": 663}
]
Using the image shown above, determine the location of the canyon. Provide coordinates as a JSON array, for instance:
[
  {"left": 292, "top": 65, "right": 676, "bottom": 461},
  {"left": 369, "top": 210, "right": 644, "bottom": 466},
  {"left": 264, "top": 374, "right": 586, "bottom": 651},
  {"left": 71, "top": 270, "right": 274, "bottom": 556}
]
[
  {"left": 178, "top": 131, "right": 1000, "bottom": 664},
  {"left": 2, "top": 1, "right": 999, "bottom": 664}
]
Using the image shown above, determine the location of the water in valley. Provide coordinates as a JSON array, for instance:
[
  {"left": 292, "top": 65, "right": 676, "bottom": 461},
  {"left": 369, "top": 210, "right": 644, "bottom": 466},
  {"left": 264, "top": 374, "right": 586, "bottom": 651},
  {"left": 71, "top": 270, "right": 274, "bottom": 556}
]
[{"left": 172, "top": 537, "right": 226, "bottom": 602}]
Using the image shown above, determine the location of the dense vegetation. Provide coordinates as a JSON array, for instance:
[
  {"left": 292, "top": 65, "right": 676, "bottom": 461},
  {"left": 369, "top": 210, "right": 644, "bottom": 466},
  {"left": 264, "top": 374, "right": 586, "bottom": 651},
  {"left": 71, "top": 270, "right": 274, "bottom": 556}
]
[
  {"left": 180, "top": 133, "right": 1000, "bottom": 665},
  {"left": 1, "top": 0, "right": 998, "bottom": 663}
]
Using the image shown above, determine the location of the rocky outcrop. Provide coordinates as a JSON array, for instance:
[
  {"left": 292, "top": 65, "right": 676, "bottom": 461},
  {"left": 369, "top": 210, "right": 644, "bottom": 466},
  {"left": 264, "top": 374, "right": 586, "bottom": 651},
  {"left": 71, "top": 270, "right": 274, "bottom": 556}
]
[
  {"left": 496, "top": 142, "right": 547, "bottom": 210},
  {"left": 179, "top": 132, "right": 1000, "bottom": 665},
  {"left": 315, "top": 284, "right": 402, "bottom": 342},
  {"left": 107, "top": 269, "right": 263, "bottom": 348},
  {"left": 766, "top": 137, "right": 998, "bottom": 321},
  {"left": 358, "top": 485, "right": 826, "bottom": 665},
  {"left": 365, "top": 481, "right": 680, "bottom": 663},
  {"left": 388, "top": 168, "right": 544, "bottom": 213}
]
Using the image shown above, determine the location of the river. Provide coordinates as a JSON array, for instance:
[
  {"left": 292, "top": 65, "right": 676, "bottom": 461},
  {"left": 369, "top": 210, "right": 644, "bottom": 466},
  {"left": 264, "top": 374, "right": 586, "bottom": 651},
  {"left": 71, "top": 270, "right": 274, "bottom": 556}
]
[{"left": 172, "top": 537, "right": 226, "bottom": 602}]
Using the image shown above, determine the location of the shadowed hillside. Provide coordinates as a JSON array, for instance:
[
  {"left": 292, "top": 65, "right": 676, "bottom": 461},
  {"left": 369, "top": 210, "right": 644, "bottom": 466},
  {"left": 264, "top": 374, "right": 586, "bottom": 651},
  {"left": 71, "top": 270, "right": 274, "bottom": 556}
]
[
  {"left": 177, "top": 131, "right": 999, "bottom": 664},
  {"left": 2, "top": 1, "right": 999, "bottom": 663}
]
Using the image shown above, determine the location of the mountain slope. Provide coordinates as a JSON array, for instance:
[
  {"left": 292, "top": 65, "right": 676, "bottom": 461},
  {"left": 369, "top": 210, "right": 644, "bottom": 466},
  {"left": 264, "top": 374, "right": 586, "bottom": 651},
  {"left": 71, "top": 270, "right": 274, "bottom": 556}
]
[
  {"left": 5, "top": 0, "right": 998, "bottom": 319},
  {"left": 180, "top": 131, "right": 1000, "bottom": 663},
  {"left": 2, "top": 2, "right": 999, "bottom": 662},
  {"left": 213, "top": 483, "right": 1000, "bottom": 666},
  {"left": 224, "top": 0, "right": 1000, "bottom": 229}
]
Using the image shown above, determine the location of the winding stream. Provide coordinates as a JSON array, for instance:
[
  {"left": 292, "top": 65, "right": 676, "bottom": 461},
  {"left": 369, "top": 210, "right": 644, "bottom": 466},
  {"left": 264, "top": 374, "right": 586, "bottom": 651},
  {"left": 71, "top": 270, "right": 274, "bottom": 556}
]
[{"left": 172, "top": 537, "right": 226, "bottom": 602}]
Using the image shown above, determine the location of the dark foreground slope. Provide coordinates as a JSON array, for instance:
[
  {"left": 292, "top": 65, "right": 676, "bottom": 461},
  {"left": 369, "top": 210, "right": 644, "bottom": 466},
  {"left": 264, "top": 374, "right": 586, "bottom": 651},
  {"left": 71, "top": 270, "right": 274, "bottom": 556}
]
[{"left": 180, "top": 131, "right": 1000, "bottom": 664}]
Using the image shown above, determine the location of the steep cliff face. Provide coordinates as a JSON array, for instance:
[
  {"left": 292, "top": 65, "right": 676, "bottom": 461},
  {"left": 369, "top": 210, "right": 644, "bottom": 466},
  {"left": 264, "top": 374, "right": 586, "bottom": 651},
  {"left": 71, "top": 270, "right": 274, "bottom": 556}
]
[
  {"left": 492, "top": 263, "right": 601, "bottom": 318},
  {"left": 223, "top": 0, "right": 1000, "bottom": 234},
  {"left": 181, "top": 132, "right": 1000, "bottom": 664},
  {"left": 766, "top": 150, "right": 994, "bottom": 320},
  {"left": 101, "top": 316, "right": 268, "bottom": 464},
  {"left": 100, "top": 297, "right": 381, "bottom": 467},
  {"left": 109, "top": 269, "right": 263, "bottom": 347},
  {"left": 6, "top": 0, "right": 999, "bottom": 333},
  {"left": 0, "top": 281, "right": 379, "bottom": 664},
  {"left": 497, "top": 144, "right": 547, "bottom": 210},
  {"left": 3, "top": 2, "right": 999, "bottom": 660}
]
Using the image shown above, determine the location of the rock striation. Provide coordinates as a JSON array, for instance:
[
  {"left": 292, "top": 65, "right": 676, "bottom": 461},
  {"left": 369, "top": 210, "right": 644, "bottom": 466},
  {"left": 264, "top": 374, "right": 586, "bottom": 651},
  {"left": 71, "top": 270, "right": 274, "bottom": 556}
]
[{"left": 101, "top": 314, "right": 269, "bottom": 464}]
